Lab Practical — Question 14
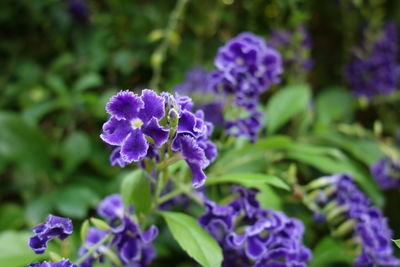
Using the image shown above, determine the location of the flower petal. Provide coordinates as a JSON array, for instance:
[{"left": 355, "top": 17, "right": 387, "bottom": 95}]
[
  {"left": 110, "top": 147, "right": 128, "bottom": 167},
  {"left": 141, "top": 225, "right": 158, "bottom": 244},
  {"left": 100, "top": 117, "right": 131, "bottom": 146},
  {"left": 120, "top": 238, "right": 140, "bottom": 264},
  {"left": 179, "top": 135, "right": 209, "bottom": 168},
  {"left": 121, "top": 129, "right": 149, "bottom": 162},
  {"left": 246, "top": 236, "right": 266, "bottom": 259},
  {"left": 138, "top": 89, "right": 165, "bottom": 123},
  {"left": 142, "top": 118, "right": 169, "bottom": 147},
  {"left": 106, "top": 90, "right": 143, "bottom": 120},
  {"left": 187, "top": 161, "right": 206, "bottom": 188}
]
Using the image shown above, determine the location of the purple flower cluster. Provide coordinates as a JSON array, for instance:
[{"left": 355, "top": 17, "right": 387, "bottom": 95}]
[
  {"left": 29, "top": 215, "right": 73, "bottom": 254},
  {"left": 28, "top": 215, "right": 75, "bottom": 267},
  {"left": 100, "top": 89, "right": 217, "bottom": 188},
  {"left": 210, "top": 32, "right": 282, "bottom": 141},
  {"left": 165, "top": 92, "right": 218, "bottom": 188},
  {"left": 345, "top": 23, "right": 399, "bottom": 98},
  {"left": 269, "top": 25, "right": 313, "bottom": 80},
  {"left": 199, "top": 187, "right": 311, "bottom": 266},
  {"left": 174, "top": 68, "right": 224, "bottom": 126},
  {"left": 28, "top": 259, "right": 77, "bottom": 267},
  {"left": 78, "top": 194, "right": 158, "bottom": 267},
  {"left": 67, "top": 0, "right": 89, "bottom": 23},
  {"left": 371, "top": 157, "right": 400, "bottom": 190},
  {"left": 309, "top": 174, "right": 399, "bottom": 266}
]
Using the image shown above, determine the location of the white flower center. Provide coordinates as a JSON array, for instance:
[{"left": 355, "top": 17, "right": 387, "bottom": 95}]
[
  {"left": 236, "top": 58, "right": 244, "bottom": 66},
  {"left": 131, "top": 118, "right": 143, "bottom": 129}
]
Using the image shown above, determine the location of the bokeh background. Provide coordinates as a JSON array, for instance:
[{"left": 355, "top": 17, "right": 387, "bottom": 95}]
[{"left": 1, "top": 0, "right": 400, "bottom": 266}]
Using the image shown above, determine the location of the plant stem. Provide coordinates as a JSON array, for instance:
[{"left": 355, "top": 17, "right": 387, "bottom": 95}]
[
  {"left": 74, "top": 233, "right": 112, "bottom": 265},
  {"left": 149, "top": 0, "right": 190, "bottom": 90},
  {"left": 156, "top": 153, "right": 183, "bottom": 171},
  {"left": 157, "top": 188, "right": 183, "bottom": 204}
]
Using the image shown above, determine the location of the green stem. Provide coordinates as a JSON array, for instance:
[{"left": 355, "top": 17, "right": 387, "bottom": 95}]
[
  {"left": 149, "top": 0, "right": 190, "bottom": 90},
  {"left": 156, "top": 153, "right": 183, "bottom": 171},
  {"left": 157, "top": 188, "right": 183, "bottom": 204},
  {"left": 75, "top": 233, "right": 112, "bottom": 265}
]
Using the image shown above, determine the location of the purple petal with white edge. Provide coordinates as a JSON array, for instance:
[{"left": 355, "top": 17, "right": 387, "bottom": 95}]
[
  {"left": 97, "top": 194, "right": 125, "bottom": 221},
  {"left": 199, "top": 140, "right": 217, "bottom": 163},
  {"left": 141, "top": 225, "right": 159, "bottom": 244},
  {"left": 176, "top": 94, "right": 193, "bottom": 111},
  {"left": 177, "top": 110, "right": 198, "bottom": 135},
  {"left": 187, "top": 161, "right": 207, "bottom": 188},
  {"left": 100, "top": 117, "right": 131, "bottom": 146},
  {"left": 138, "top": 89, "right": 165, "bottom": 123},
  {"left": 246, "top": 236, "right": 266, "bottom": 259},
  {"left": 179, "top": 135, "right": 209, "bottom": 168},
  {"left": 120, "top": 238, "right": 140, "bottom": 264},
  {"left": 121, "top": 129, "right": 149, "bottom": 162},
  {"left": 106, "top": 90, "right": 143, "bottom": 120},
  {"left": 142, "top": 117, "right": 169, "bottom": 147},
  {"left": 227, "top": 232, "right": 247, "bottom": 248},
  {"left": 110, "top": 148, "right": 128, "bottom": 167}
]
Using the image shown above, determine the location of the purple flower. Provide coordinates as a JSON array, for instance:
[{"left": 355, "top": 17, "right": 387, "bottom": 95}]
[
  {"left": 28, "top": 259, "right": 77, "bottom": 267},
  {"left": 96, "top": 194, "right": 158, "bottom": 266},
  {"left": 210, "top": 32, "right": 282, "bottom": 141},
  {"left": 371, "top": 157, "right": 400, "bottom": 190},
  {"left": 174, "top": 68, "right": 224, "bottom": 126},
  {"left": 78, "top": 228, "right": 109, "bottom": 267},
  {"left": 164, "top": 93, "right": 217, "bottom": 188},
  {"left": 214, "top": 32, "right": 282, "bottom": 100},
  {"left": 308, "top": 174, "right": 400, "bottom": 266},
  {"left": 29, "top": 215, "right": 73, "bottom": 254},
  {"left": 67, "top": 0, "right": 89, "bottom": 23},
  {"left": 100, "top": 90, "right": 169, "bottom": 164},
  {"left": 345, "top": 23, "right": 399, "bottom": 98},
  {"left": 269, "top": 25, "right": 313, "bottom": 79},
  {"left": 199, "top": 187, "right": 311, "bottom": 266}
]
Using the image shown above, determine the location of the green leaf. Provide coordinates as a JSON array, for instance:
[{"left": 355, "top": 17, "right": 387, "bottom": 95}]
[
  {"left": 0, "top": 112, "right": 52, "bottom": 170},
  {"left": 310, "top": 237, "right": 353, "bottom": 267},
  {"left": 393, "top": 239, "right": 400, "bottom": 249},
  {"left": 61, "top": 131, "right": 91, "bottom": 173},
  {"left": 161, "top": 211, "right": 222, "bottom": 267},
  {"left": 120, "top": 169, "right": 151, "bottom": 215},
  {"left": 206, "top": 173, "right": 290, "bottom": 191},
  {"left": 316, "top": 88, "right": 354, "bottom": 125},
  {"left": 90, "top": 218, "right": 111, "bottom": 230},
  {"left": 266, "top": 84, "right": 311, "bottom": 134},
  {"left": 0, "top": 231, "right": 46, "bottom": 266},
  {"left": 315, "top": 132, "right": 384, "bottom": 166},
  {"left": 55, "top": 185, "right": 99, "bottom": 219},
  {"left": 73, "top": 72, "right": 103, "bottom": 92},
  {"left": 0, "top": 204, "right": 25, "bottom": 231},
  {"left": 286, "top": 143, "right": 383, "bottom": 206},
  {"left": 81, "top": 220, "right": 90, "bottom": 242}
]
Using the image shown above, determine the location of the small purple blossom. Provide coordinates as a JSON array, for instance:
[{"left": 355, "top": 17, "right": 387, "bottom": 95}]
[
  {"left": 96, "top": 194, "right": 158, "bottom": 266},
  {"left": 28, "top": 259, "right": 77, "bottom": 267},
  {"left": 308, "top": 174, "right": 400, "bottom": 266},
  {"left": 371, "top": 157, "right": 400, "bottom": 190},
  {"left": 174, "top": 68, "right": 224, "bottom": 126},
  {"left": 164, "top": 92, "right": 217, "bottom": 188},
  {"left": 269, "top": 25, "right": 313, "bottom": 80},
  {"left": 101, "top": 89, "right": 169, "bottom": 164},
  {"left": 209, "top": 32, "right": 282, "bottom": 141},
  {"left": 67, "top": 0, "right": 89, "bottom": 23},
  {"left": 29, "top": 215, "right": 73, "bottom": 254},
  {"left": 199, "top": 187, "right": 311, "bottom": 266},
  {"left": 78, "top": 228, "right": 109, "bottom": 267},
  {"left": 345, "top": 23, "right": 399, "bottom": 98}
]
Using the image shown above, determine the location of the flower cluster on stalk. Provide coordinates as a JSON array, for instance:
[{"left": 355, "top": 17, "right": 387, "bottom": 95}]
[
  {"left": 210, "top": 32, "right": 283, "bottom": 141},
  {"left": 198, "top": 187, "right": 311, "bottom": 267},
  {"left": 100, "top": 89, "right": 217, "bottom": 188},
  {"left": 345, "top": 23, "right": 399, "bottom": 98},
  {"left": 269, "top": 25, "right": 313, "bottom": 81},
  {"left": 371, "top": 157, "right": 400, "bottom": 190},
  {"left": 306, "top": 174, "right": 400, "bottom": 267}
]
